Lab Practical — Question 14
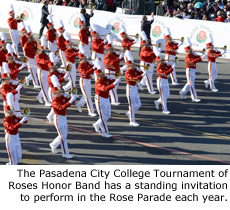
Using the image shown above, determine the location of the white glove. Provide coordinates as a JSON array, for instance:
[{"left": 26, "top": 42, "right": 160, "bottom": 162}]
[
  {"left": 222, "top": 50, "right": 226, "bottom": 56},
  {"left": 201, "top": 54, "right": 207, "bottom": 60},
  {"left": 16, "top": 84, "right": 23, "bottom": 92},
  {"left": 19, "top": 63, "right": 27, "bottom": 70},
  {"left": 142, "top": 71, "right": 147, "bottom": 77},
  {"left": 69, "top": 95, "right": 77, "bottom": 104},
  {"left": 113, "top": 78, "right": 121, "bottom": 86},
  {"left": 19, "top": 116, "right": 28, "bottom": 124},
  {"left": 103, "top": 39, "right": 108, "bottom": 44},
  {"left": 119, "top": 53, "right": 124, "bottom": 59},
  {"left": 63, "top": 72, "right": 70, "bottom": 80},
  {"left": 93, "top": 65, "right": 97, "bottom": 70},
  {"left": 172, "top": 63, "right": 176, "bottom": 69}
]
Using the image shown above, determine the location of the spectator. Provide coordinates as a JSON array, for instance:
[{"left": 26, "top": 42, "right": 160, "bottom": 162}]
[
  {"left": 202, "top": 12, "right": 211, "bottom": 20},
  {"left": 193, "top": 9, "right": 203, "bottom": 19},
  {"left": 195, "top": 0, "right": 203, "bottom": 9},
  {"left": 223, "top": 5, "right": 228, "bottom": 18},
  {"left": 79, "top": 0, "right": 88, "bottom": 8},
  {"left": 39, "top": 0, "right": 50, "bottom": 39},
  {"left": 88, "top": 0, "right": 97, "bottom": 9},
  {"left": 165, "top": 8, "right": 173, "bottom": 17},
  {"left": 106, "top": 0, "right": 116, "bottom": 12},
  {"left": 217, "top": 0, "right": 224, "bottom": 9},
  {"left": 227, "top": 0, "right": 230, "bottom": 10},
  {"left": 95, "top": 0, "right": 107, "bottom": 10},
  {"left": 182, "top": 10, "right": 190, "bottom": 19},
  {"left": 172, "top": 0, "right": 180, "bottom": 11},
  {"left": 141, "top": 12, "right": 154, "bottom": 45},
  {"left": 186, "top": 3, "right": 194, "bottom": 16},
  {"left": 156, "top": 1, "right": 167, "bottom": 16},
  {"left": 208, "top": 2, "right": 221, "bottom": 20},
  {"left": 68, "top": 0, "right": 80, "bottom": 7},
  {"left": 53, "top": 0, "right": 63, "bottom": 5},
  {"left": 214, "top": 10, "right": 225, "bottom": 20},
  {"left": 225, "top": 10, "right": 230, "bottom": 21},
  {"left": 80, "top": 8, "right": 94, "bottom": 27}
]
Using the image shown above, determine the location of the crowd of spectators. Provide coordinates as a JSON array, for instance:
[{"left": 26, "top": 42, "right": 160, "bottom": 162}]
[
  {"left": 156, "top": 0, "right": 230, "bottom": 22},
  {"left": 20, "top": 0, "right": 124, "bottom": 12}
]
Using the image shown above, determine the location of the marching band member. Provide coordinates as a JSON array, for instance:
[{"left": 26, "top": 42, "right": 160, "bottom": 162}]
[
  {"left": 36, "top": 37, "right": 52, "bottom": 106},
  {"left": 164, "top": 28, "right": 182, "bottom": 85},
  {"left": 63, "top": 35, "right": 79, "bottom": 91},
  {"left": 49, "top": 87, "right": 77, "bottom": 159},
  {"left": 104, "top": 44, "right": 124, "bottom": 105},
  {"left": 7, "top": 5, "right": 23, "bottom": 56},
  {"left": 78, "top": 21, "right": 91, "bottom": 59},
  {"left": 139, "top": 31, "right": 160, "bottom": 94},
  {"left": 57, "top": 20, "right": 67, "bottom": 67},
  {"left": 24, "top": 33, "right": 40, "bottom": 88},
  {"left": 46, "top": 15, "right": 58, "bottom": 54},
  {"left": 0, "top": 33, "right": 8, "bottom": 73},
  {"left": 3, "top": 105, "right": 28, "bottom": 165},
  {"left": 76, "top": 53, "right": 97, "bottom": 117},
  {"left": 93, "top": 70, "right": 121, "bottom": 138},
  {"left": 154, "top": 58, "right": 174, "bottom": 114},
  {"left": 125, "top": 61, "right": 147, "bottom": 126},
  {"left": 179, "top": 44, "right": 206, "bottom": 102},
  {"left": 19, "top": 22, "right": 28, "bottom": 54},
  {"left": 204, "top": 42, "right": 226, "bottom": 92}
]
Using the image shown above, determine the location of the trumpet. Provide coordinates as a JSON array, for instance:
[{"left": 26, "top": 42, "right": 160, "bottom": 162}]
[
  {"left": 59, "top": 63, "right": 72, "bottom": 71},
  {"left": 23, "top": 107, "right": 30, "bottom": 117},
  {"left": 64, "top": 87, "right": 78, "bottom": 95},
  {"left": 172, "top": 37, "right": 184, "bottom": 42},
  {"left": 129, "top": 33, "right": 139, "bottom": 39},
  {"left": 16, "top": 13, "right": 25, "bottom": 20},
  {"left": 167, "top": 57, "right": 179, "bottom": 62},
  {"left": 16, "top": 57, "right": 28, "bottom": 63},
  {"left": 152, "top": 43, "right": 162, "bottom": 48},
  {"left": 193, "top": 48, "right": 206, "bottom": 54},
  {"left": 134, "top": 64, "right": 150, "bottom": 70},
  {"left": 215, "top": 45, "right": 227, "bottom": 50}
]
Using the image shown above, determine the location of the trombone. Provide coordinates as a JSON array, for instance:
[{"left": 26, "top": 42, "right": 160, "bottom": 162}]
[
  {"left": 215, "top": 45, "right": 227, "bottom": 50},
  {"left": 134, "top": 63, "right": 150, "bottom": 70},
  {"left": 172, "top": 37, "right": 184, "bottom": 42},
  {"left": 152, "top": 43, "right": 162, "bottom": 48},
  {"left": 128, "top": 33, "right": 139, "bottom": 39},
  {"left": 193, "top": 48, "right": 206, "bottom": 54}
]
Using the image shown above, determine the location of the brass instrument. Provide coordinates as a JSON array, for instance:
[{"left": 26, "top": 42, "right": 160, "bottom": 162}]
[
  {"left": 167, "top": 57, "right": 179, "bottom": 62},
  {"left": 134, "top": 64, "right": 150, "bottom": 70},
  {"left": 64, "top": 87, "right": 78, "bottom": 95},
  {"left": 152, "top": 43, "right": 162, "bottom": 48},
  {"left": 193, "top": 48, "right": 206, "bottom": 54},
  {"left": 172, "top": 37, "right": 184, "bottom": 42},
  {"left": 23, "top": 107, "right": 30, "bottom": 117},
  {"left": 16, "top": 13, "right": 25, "bottom": 20},
  {"left": 16, "top": 57, "right": 28, "bottom": 63},
  {"left": 129, "top": 33, "right": 139, "bottom": 39},
  {"left": 215, "top": 45, "right": 227, "bottom": 50},
  {"left": 59, "top": 63, "right": 72, "bottom": 72}
]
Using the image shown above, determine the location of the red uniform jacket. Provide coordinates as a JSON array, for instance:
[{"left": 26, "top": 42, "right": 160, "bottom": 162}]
[
  {"left": 24, "top": 41, "right": 37, "bottom": 59},
  {"left": 57, "top": 35, "right": 66, "bottom": 51},
  {"left": 65, "top": 48, "right": 79, "bottom": 63},
  {"left": 184, "top": 53, "right": 202, "bottom": 69},
  {"left": 3, "top": 116, "right": 23, "bottom": 135},
  {"left": 156, "top": 63, "right": 173, "bottom": 79},
  {"left": 122, "top": 38, "right": 135, "bottom": 51},
  {"left": 78, "top": 62, "right": 94, "bottom": 79},
  {"left": 1, "top": 83, "right": 18, "bottom": 102},
  {"left": 20, "top": 36, "right": 28, "bottom": 48},
  {"left": 140, "top": 46, "right": 156, "bottom": 63},
  {"left": 79, "top": 28, "right": 90, "bottom": 45},
  {"left": 36, "top": 52, "right": 50, "bottom": 71},
  {"left": 52, "top": 95, "right": 71, "bottom": 116},
  {"left": 47, "top": 70, "right": 65, "bottom": 92},
  {"left": 92, "top": 38, "right": 105, "bottom": 54},
  {"left": 7, "top": 18, "right": 22, "bottom": 30},
  {"left": 104, "top": 52, "right": 122, "bottom": 72},
  {"left": 8, "top": 62, "right": 23, "bottom": 80},
  {"left": 207, "top": 49, "right": 222, "bottom": 63},
  {"left": 0, "top": 49, "right": 7, "bottom": 67},
  {"left": 165, "top": 41, "right": 178, "bottom": 56},
  {"left": 125, "top": 68, "right": 143, "bottom": 86},
  {"left": 46, "top": 29, "right": 57, "bottom": 43}
]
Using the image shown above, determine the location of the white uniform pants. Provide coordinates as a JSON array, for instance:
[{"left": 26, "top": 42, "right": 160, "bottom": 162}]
[
  {"left": 27, "top": 57, "right": 39, "bottom": 86},
  {"left": 6, "top": 91, "right": 21, "bottom": 116},
  {"left": 126, "top": 84, "right": 141, "bottom": 122},
  {"left": 59, "top": 50, "right": 67, "bottom": 67},
  {"left": 206, "top": 62, "right": 217, "bottom": 90},
  {"left": 95, "top": 95, "right": 111, "bottom": 133},
  {"left": 180, "top": 68, "right": 197, "bottom": 100},
  {"left": 52, "top": 114, "right": 70, "bottom": 155},
  {"left": 64, "top": 62, "right": 76, "bottom": 90},
  {"left": 157, "top": 77, "right": 170, "bottom": 112},
  {"left": 121, "top": 50, "right": 134, "bottom": 73},
  {"left": 9, "top": 29, "right": 19, "bottom": 55},
  {"left": 139, "top": 61, "right": 155, "bottom": 93},
  {"left": 78, "top": 78, "right": 95, "bottom": 114},
  {"left": 37, "top": 68, "right": 50, "bottom": 104},
  {"left": 105, "top": 70, "right": 119, "bottom": 104},
  {"left": 47, "top": 88, "right": 55, "bottom": 120},
  {"left": 5, "top": 133, "right": 21, "bottom": 165},
  {"left": 48, "top": 40, "right": 57, "bottom": 53},
  {"left": 79, "top": 42, "right": 91, "bottom": 59},
  {"left": 91, "top": 52, "right": 104, "bottom": 64},
  {"left": 165, "top": 54, "right": 177, "bottom": 83}
]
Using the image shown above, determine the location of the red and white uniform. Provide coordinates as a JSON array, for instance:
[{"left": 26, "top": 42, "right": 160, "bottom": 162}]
[
  {"left": 7, "top": 17, "right": 22, "bottom": 55},
  {"left": 104, "top": 52, "right": 123, "bottom": 104},
  {"left": 51, "top": 95, "right": 71, "bottom": 155},
  {"left": 57, "top": 35, "right": 67, "bottom": 67},
  {"left": 36, "top": 52, "right": 51, "bottom": 104},
  {"left": 3, "top": 115, "right": 26, "bottom": 165},
  {"left": 24, "top": 40, "right": 39, "bottom": 87},
  {"left": 180, "top": 53, "right": 202, "bottom": 100},
  {"left": 0, "top": 48, "right": 7, "bottom": 73},
  {"left": 91, "top": 37, "right": 105, "bottom": 63},
  {"left": 64, "top": 48, "right": 79, "bottom": 90},
  {"left": 165, "top": 41, "right": 179, "bottom": 84},
  {"left": 125, "top": 68, "right": 143, "bottom": 123},
  {"left": 205, "top": 49, "right": 222, "bottom": 90},
  {"left": 77, "top": 61, "right": 95, "bottom": 115},
  {"left": 46, "top": 28, "right": 58, "bottom": 53},
  {"left": 139, "top": 46, "right": 156, "bottom": 93},
  {"left": 79, "top": 28, "right": 91, "bottom": 58},
  {"left": 94, "top": 70, "right": 115, "bottom": 134},
  {"left": 20, "top": 35, "right": 28, "bottom": 54},
  {"left": 8, "top": 61, "right": 25, "bottom": 80},
  {"left": 156, "top": 63, "right": 173, "bottom": 112}
]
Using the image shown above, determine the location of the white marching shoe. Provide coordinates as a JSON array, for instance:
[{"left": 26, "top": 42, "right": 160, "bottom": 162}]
[
  {"left": 46, "top": 115, "right": 54, "bottom": 124},
  {"left": 89, "top": 112, "right": 97, "bottom": 117},
  {"left": 179, "top": 91, "right": 187, "bottom": 99},
  {"left": 45, "top": 102, "right": 52, "bottom": 107},
  {"left": 172, "top": 82, "right": 179, "bottom": 86},
  {"left": 138, "top": 83, "right": 144, "bottom": 90},
  {"left": 150, "top": 90, "right": 157, "bottom": 94},
  {"left": 204, "top": 80, "right": 209, "bottom": 88},
  {"left": 125, "top": 111, "right": 130, "bottom": 120},
  {"left": 49, "top": 143, "right": 57, "bottom": 154},
  {"left": 76, "top": 104, "right": 82, "bottom": 113},
  {"left": 129, "top": 121, "right": 140, "bottom": 127},
  {"left": 111, "top": 102, "right": 120, "bottom": 106},
  {"left": 102, "top": 133, "right": 112, "bottom": 138},
  {"left": 62, "top": 154, "right": 73, "bottom": 159},
  {"left": 36, "top": 95, "right": 44, "bottom": 104},
  {"left": 162, "top": 110, "right": 170, "bottom": 114},
  {"left": 93, "top": 122, "right": 100, "bottom": 133},
  {"left": 192, "top": 98, "right": 201, "bottom": 103},
  {"left": 211, "top": 88, "right": 218, "bottom": 92},
  {"left": 154, "top": 100, "right": 160, "bottom": 110}
]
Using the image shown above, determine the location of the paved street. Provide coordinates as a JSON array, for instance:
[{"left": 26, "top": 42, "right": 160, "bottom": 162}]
[{"left": 0, "top": 30, "right": 230, "bottom": 165}]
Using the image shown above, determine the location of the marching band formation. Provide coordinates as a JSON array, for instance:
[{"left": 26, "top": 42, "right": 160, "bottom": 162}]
[{"left": 0, "top": 4, "right": 226, "bottom": 164}]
